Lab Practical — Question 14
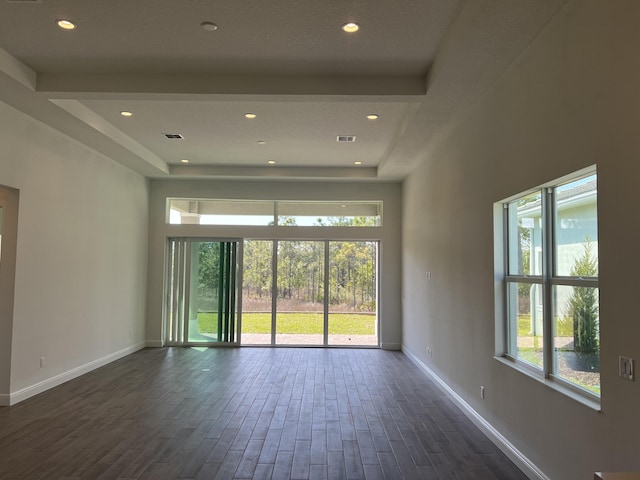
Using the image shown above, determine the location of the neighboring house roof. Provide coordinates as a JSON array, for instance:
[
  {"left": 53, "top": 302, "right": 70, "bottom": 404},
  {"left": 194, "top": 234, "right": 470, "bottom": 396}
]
[
  {"left": 517, "top": 178, "right": 597, "bottom": 216},
  {"left": 557, "top": 178, "right": 597, "bottom": 202}
]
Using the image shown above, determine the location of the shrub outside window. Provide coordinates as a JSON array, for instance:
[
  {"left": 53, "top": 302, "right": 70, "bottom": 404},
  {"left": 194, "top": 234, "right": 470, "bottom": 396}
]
[{"left": 502, "top": 171, "right": 599, "bottom": 398}]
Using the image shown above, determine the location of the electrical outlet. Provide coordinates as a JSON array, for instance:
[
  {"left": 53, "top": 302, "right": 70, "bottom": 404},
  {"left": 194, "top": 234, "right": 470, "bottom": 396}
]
[
  {"left": 427, "top": 347, "right": 432, "bottom": 357},
  {"left": 425, "top": 271, "right": 431, "bottom": 280},
  {"left": 480, "top": 386, "right": 485, "bottom": 399},
  {"left": 40, "top": 357, "right": 45, "bottom": 368},
  {"left": 619, "top": 356, "right": 634, "bottom": 381},
  {"left": 129, "top": 329, "right": 132, "bottom": 338}
]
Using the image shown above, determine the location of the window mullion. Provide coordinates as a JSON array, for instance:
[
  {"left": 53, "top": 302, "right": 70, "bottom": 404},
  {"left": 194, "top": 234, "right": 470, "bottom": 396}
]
[
  {"left": 542, "top": 188, "right": 554, "bottom": 379},
  {"left": 271, "top": 240, "right": 278, "bottom": 345},
  {"left": 182, "top": 241, "right": 192, "bottom": 344},
  {"left": 505, "top": 275, "right": 542, "bottom": 284},
  {"left": 274, "top": 201, "right": 279, "bottom": 226},
  {"left": 503, "top": 205, "right": 514, "bottom": 355},
  {"left": 323, "top": 241, "right": 330, "bottom": 346},
  {"left": 551, "top": 277, "right": 598, "bottom": 288}
]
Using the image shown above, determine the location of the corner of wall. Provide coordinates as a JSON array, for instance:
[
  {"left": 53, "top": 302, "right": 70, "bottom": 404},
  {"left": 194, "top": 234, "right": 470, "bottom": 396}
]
[
  {"left": 402, "top": 345, "right": 550, "bottom": 480},
  {"left": 8, "top": 342, "right": 146, "bottom": 406}
]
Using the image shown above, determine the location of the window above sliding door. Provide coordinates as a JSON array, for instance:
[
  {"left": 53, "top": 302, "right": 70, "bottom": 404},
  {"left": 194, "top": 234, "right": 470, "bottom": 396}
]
[{"left": 167, "top": 198, "right": 382, "bottom": 227}]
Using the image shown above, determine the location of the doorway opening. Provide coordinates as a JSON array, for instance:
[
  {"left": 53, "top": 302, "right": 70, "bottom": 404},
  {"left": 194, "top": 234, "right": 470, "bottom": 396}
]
[
  {"left": 165, "top": 239, "right": 241, "bottom": 346},
  {"left": 164, "top": 238, "right": 378, "bottom": 347},
  {"left": 0, "top": 185, "right": 19, "bottom": 403}
]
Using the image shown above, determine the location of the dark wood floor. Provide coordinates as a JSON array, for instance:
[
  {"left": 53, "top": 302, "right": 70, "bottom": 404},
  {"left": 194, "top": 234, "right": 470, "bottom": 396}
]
[{"left": 0, "top": 348, "right": 528, "bottom": 480}]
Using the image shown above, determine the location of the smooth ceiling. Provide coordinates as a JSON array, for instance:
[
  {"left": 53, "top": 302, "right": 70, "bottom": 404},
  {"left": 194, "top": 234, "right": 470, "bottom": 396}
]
[
  {"left": 79, "top": 99, "right": 418, "bottom": 167},
  {"left": 0, "top": 0, "right": 568, "bottom": 181}
]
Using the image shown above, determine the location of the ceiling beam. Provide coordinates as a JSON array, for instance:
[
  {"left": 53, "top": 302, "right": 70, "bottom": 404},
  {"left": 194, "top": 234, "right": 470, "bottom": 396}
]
[
  {"left": 37, "top": 73, "right": 427, "bottom": 98},
  {"left": 169, "top": 164, "right": 378, "bottom": 180}
]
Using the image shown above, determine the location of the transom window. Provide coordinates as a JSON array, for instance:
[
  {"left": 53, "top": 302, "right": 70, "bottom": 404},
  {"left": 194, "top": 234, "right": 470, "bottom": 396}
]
[
  {"left": 499, "top": 169, "right": 599, "bottom": 401},
  {"left": 167, "top": 199, "right": 382, "bottom": 226}
]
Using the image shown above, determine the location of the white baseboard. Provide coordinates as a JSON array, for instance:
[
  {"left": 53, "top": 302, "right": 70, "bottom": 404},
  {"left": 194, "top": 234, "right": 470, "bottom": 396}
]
[
  {"left": 145, "top": 340, "right": 163, "bottom": 347},
  {"left": 7, "top": 341, "right": 147, "bottom": 406},
  {"left": 381, "top": 342, "right": 402, "bottom": 350},
  {"left": 0, "top": 394, "right": 9, "bottom": 407},
  {"left": 402, "top": 345, "right": 549, "bottom": 480}
]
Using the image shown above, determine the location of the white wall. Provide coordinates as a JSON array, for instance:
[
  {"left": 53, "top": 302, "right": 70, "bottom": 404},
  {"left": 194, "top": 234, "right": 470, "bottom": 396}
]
[
  {"left": 0, "top": 100, "right": 149, "bottom": 402},
  {"left": 146, "top": 179, "right": 402, "bottom": 349},
  {"left": 402, "top": 1, "right": 640, "bottom": 479}
]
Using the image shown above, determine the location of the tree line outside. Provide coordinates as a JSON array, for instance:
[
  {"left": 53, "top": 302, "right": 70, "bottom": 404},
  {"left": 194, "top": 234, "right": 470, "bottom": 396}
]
[
  {"left": 242, "top": 216, "right": 377, "bottom": 313},
  {"left": 195, "top": 216, "right": 378, "bottom": 338}
]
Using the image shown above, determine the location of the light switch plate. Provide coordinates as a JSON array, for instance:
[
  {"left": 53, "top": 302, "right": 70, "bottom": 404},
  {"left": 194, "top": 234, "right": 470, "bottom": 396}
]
[{"left": 619, "top": 356, "right": 634, "bottom": 381}]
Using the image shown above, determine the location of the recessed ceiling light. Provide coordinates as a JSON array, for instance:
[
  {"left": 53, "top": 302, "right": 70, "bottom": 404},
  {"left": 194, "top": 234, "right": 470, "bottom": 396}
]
[
  {"left": 200, "top": 21, "right": 218, "bottom": 31},
  {"left": 366, "top": 114, "right": 379, "bottom": 120},
  {"left": 341, "top": 22, "right": 359, "bottom": 33},
  {"left": 257, "top": 140, "right": 266, "bottom": 145},
  {"left": 354, "top": 161, "right": 363, "bottom": 165},
  {"left": 56, "top": 19, "right": 76, "bottom": 30},
  {"left": 181, "top": 159, "right": 190, "bottom": 164},
  {"left": 245, "top": 113, "right": 257, "bottom": 119},
  {"left": 267, "top": 160, "right": 276, "bottom": 164},
  {"left": 120, "top": 111, "right": 133, "bottom": 117}
]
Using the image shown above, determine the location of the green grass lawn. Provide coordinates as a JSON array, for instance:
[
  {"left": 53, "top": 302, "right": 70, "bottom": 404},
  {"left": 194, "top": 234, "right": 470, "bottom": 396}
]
[
  {"left": 198, "top": 312, "right": 375, "bottom": 335},
  {"left": 517, "top": 314, "right": 600, "bottom": 394},
  {"left": 517, "top": 314, "right": 573, "bottom": 337}
]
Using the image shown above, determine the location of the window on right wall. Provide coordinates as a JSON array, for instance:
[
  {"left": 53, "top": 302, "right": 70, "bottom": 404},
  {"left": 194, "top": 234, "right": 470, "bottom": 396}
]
[{"left": 500, "top": 168, "right": 599, "bottom": 400}]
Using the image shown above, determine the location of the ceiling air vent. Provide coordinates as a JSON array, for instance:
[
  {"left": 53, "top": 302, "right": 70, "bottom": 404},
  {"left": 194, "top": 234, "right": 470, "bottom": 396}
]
[
  {"left": 337, "top": 135, "right": 356, "bottom": 143},
  {"left": 164, "top": 133, "right": 184, "bottom": 139}
]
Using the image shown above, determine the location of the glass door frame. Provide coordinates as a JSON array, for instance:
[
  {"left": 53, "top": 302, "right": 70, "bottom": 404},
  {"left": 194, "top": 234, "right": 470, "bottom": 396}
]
[
  {"left": 274, "top": 239, "right": 327, "bottom": 346},
  {"left": 242, "top": 238, "right": 379, "bottom": 348},
  {"left": 164, "top": 236, "right": 380, "bottom": 348}
]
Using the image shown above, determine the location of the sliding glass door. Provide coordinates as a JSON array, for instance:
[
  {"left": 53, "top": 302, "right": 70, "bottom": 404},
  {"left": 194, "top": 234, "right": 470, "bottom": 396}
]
[
  {"left": 241, "top": 240, "right": 273, "bottom": 345},
  {"left": 328, "top": 241, "right": 378, "bottom": 346},
  {"left": 165, "top": 237, "right": 378, "bottom": 347},
  {"left": 242, "top": 239, "right": 378, "bottom": 347},
  {"left": 275, "top": 241, "right": 325, "bottom": 345},
  {"left": 165, "top": 239, "right": 240, "bottom": 345}
]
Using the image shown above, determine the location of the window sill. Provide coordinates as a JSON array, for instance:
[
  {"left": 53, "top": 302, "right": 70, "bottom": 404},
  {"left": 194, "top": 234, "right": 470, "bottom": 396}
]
[{"left": 494, "top": 355, "right": 602, "bottom": 412}]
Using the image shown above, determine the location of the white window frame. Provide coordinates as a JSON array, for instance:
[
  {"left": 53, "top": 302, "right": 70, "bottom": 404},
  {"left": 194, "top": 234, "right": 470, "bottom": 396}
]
[
  {"left": 166, "top": 198, "right": 383, "bottom": 227},
  {"left": 495, "top": 167, "right": 600, "bottom": 408}
]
